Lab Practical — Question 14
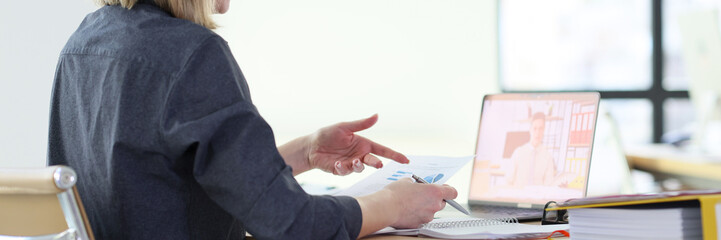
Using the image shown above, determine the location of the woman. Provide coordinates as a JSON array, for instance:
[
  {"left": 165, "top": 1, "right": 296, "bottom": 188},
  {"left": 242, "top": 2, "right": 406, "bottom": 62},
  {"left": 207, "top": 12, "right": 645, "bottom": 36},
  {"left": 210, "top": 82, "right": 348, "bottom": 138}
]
[{"left": 48, "top": 0, "right": 457, "bottom": 239}]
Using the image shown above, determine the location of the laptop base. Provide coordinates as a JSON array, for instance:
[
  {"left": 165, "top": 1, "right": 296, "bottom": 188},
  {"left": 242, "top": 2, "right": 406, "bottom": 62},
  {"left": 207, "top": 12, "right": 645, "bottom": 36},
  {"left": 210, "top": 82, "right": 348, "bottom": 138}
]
[{"left": 469, "top": 204, "right": 543, "bottom": 222}]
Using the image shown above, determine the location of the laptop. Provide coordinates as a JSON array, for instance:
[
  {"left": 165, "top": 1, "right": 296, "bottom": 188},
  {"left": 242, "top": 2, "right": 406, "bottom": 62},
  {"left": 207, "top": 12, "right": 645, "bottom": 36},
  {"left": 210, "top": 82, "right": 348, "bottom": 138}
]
[{"left": 467, "top": 92, "right": 600, "bottom": 221}]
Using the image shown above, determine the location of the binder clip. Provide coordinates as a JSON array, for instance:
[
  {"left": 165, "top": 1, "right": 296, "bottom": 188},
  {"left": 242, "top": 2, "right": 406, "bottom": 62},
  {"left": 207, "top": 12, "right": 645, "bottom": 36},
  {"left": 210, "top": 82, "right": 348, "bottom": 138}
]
[{"left": 542, "top": 201, "right": 568, "bottom": 225}]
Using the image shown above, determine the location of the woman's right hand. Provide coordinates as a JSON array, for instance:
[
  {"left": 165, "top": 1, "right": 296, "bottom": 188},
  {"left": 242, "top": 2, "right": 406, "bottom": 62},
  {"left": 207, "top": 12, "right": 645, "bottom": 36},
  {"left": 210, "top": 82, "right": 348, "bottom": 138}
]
[
  {"left": 355, "top": 178, "right": 458, "bottom": 237},
  {"left": 383, "top": 179, "right": 458, "bottom": 228}
]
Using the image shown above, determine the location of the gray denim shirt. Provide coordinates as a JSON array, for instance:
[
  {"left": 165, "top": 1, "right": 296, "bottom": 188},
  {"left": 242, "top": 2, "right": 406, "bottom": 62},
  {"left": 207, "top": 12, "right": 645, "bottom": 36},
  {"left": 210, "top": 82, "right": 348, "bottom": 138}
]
[{"left": 47, "top": 2, "right": 361, "bottom": 239}]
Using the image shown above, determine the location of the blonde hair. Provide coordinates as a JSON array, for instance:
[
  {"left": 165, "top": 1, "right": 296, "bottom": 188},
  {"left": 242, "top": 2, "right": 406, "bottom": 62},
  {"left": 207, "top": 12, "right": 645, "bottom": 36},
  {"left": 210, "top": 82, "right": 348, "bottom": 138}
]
[{"left": 97, "top": 0, "right": 218, "bottom": 29}]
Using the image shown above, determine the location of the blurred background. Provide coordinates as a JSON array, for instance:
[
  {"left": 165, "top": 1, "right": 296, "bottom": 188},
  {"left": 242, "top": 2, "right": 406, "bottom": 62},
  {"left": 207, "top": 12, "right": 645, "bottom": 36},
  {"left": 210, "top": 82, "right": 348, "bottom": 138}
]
[{"left": 2, "top": 0, "right": 721, "bottom": 202}]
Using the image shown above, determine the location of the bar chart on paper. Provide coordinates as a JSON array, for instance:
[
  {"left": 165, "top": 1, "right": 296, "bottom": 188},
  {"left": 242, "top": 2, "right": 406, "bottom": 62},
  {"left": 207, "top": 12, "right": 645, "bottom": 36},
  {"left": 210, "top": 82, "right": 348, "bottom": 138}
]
[
  {"left": 334, "top": 156, "right": 471, "bottom": 197},
  {"left": 387, "top": 171, "right": 444, "bottom": 183}
]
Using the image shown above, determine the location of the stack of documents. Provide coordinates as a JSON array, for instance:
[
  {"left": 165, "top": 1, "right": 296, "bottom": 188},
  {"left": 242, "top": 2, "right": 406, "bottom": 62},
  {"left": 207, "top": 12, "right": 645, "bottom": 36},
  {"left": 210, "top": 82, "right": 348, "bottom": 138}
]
[
  {"left": 569, "top": 206, "right": 702, "bottom": 240},
  {"left": 546, "top": 189, "right": 721, "bottom": 240}
]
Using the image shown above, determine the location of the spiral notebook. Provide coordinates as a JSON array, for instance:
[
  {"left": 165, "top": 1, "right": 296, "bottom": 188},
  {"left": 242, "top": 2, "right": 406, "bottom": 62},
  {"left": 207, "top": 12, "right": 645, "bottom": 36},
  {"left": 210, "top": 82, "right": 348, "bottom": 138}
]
[{"left": 374, "top": 217, "right": 569, "bottom": 239}]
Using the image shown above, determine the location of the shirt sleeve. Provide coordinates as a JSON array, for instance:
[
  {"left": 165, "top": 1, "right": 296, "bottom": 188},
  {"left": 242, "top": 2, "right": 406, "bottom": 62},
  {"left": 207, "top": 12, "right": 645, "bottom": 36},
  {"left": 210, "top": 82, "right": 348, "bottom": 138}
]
[{"left": 161, "top": 36, "right": 362, "bottom": 240}]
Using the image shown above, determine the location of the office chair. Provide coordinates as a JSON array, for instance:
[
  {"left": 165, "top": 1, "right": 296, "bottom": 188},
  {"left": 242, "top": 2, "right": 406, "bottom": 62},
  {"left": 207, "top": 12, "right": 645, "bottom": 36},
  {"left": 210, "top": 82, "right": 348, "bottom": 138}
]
[{"left": 0, "top": 165, "right": 94, "bottom": 240}]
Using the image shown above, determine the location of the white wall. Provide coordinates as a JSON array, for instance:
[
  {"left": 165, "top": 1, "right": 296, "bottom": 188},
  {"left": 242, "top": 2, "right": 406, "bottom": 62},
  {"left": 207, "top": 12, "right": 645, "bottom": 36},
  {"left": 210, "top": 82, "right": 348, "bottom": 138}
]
[
  {"left": 0, "top": 0, "right": 498, "bottom": 201},
  {"left": 0, "top": 0, "right": 97, "bottom": 167},
  {"left": 214, "top": 0, "right": 499, "bottom": 202}
]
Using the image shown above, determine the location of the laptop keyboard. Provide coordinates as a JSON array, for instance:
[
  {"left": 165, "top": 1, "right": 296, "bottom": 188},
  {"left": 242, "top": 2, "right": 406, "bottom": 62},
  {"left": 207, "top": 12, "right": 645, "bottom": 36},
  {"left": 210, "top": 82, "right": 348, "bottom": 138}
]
[{"left": 470, "top": 205, "right": 542, "bottom": 219}]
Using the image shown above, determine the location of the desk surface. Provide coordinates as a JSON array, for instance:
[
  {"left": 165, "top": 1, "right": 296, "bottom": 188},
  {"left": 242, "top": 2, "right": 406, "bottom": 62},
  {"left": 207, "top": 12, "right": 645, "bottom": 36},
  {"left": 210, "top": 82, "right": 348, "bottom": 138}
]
[{"left": 626, "top": 144, "right": 721, "bottom": 188}]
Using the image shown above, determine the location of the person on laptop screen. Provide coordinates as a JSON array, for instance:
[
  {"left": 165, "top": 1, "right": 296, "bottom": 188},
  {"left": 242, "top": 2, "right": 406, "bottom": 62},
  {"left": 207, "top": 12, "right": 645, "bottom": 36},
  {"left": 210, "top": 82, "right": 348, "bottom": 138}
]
[{"left": 507, "top": 112, "right": 559, "bottom": 187}]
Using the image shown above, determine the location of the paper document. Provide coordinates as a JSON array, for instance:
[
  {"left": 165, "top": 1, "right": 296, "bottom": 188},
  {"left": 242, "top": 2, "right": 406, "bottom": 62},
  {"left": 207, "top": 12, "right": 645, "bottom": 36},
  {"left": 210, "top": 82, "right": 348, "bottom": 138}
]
[{"left": 334, "top": 155, "right": 471, "bottom": 197}]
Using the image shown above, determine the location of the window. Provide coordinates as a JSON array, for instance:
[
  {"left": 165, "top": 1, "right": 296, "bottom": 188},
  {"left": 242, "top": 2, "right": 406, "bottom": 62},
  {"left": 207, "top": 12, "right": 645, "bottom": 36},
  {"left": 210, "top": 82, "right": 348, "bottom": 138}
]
[
  {"left": 498, "top": 0, "right": 721, "bottom": 144},
  {"left": 663, "top": 0, "right": 721, "bottom": 90},
  {"left": 499, "top": 0, "right": 651, "bottom": 91}
]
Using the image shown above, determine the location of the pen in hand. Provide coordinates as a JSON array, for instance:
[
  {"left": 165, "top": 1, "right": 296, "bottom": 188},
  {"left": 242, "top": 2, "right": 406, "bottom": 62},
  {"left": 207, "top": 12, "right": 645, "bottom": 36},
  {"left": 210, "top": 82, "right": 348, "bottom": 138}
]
[{"left": 411, "top": 174, "right": 470, "bottom": 215}]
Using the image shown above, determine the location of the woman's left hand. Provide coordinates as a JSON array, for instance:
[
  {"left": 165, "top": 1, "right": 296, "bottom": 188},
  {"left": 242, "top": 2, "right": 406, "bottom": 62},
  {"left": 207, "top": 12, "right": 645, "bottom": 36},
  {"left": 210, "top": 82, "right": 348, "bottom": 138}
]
[{"left": 308, "top": 114, "right": 409, "bottom": 175}]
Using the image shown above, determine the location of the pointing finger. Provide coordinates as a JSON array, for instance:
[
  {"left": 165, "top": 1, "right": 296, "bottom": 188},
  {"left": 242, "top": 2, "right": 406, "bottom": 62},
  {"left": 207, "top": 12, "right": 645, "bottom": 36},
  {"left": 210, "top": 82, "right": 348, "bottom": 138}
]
[
  {"left": 369, "top": 139, "right": 410, "bottom": 164},
  {"left": 362, "top": 154, "right": 383, "bottom": 168}
]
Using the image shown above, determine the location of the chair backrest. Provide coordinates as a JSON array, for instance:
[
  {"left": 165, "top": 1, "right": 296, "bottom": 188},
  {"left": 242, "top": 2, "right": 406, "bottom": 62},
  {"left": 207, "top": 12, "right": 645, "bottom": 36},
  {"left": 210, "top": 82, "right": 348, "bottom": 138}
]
[{"left": 0, "top": 166, "right": 94, "bottom": 240}]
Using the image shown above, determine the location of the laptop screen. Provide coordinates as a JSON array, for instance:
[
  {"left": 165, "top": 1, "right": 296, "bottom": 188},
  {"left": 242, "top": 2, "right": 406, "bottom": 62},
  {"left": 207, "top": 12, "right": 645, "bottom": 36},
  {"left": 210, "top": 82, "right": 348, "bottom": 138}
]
[{"left": 469, "top": 92, "right": 600, "bottom": 205}]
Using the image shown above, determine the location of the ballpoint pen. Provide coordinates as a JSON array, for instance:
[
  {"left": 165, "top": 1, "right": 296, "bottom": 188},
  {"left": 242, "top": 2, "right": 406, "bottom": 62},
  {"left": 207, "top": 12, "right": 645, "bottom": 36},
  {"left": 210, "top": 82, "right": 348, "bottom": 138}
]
[{"left": 411, "top": 174, "right": 470, "bottom": 215}]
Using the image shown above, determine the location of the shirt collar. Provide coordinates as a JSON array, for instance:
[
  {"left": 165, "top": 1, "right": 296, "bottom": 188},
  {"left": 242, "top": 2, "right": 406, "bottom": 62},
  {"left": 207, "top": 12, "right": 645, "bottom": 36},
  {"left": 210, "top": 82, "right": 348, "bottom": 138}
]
[{"left": 137, "top": 0, "right": 158, "bottom": 6}]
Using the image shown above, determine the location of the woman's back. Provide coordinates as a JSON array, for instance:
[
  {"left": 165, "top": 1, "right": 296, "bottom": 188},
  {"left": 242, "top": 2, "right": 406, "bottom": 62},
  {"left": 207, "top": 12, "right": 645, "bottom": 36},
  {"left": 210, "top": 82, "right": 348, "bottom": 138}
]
[{"left": 48, "top": 3, "right": 249, "bottom": 239}]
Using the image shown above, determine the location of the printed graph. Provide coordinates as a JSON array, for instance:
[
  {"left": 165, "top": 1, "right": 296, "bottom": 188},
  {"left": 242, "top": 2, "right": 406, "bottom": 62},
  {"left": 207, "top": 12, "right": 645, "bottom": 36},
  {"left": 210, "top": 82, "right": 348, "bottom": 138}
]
[{"left": 386, "top": 171, "right": 444, "bottom": 183}]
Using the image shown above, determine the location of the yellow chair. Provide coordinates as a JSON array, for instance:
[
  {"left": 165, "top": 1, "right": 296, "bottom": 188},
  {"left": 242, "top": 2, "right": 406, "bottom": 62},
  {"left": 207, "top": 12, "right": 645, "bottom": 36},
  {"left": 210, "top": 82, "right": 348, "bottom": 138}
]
[{"left": 0, "top": 166, "right": 94, "bottom": 240}]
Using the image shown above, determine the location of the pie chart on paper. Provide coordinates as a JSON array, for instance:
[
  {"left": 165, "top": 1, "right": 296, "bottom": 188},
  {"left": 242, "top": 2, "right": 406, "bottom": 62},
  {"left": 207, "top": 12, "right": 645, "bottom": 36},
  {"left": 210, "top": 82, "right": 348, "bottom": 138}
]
[{"left": 424, "top": 173, "right": 444, "bottom": 183}]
